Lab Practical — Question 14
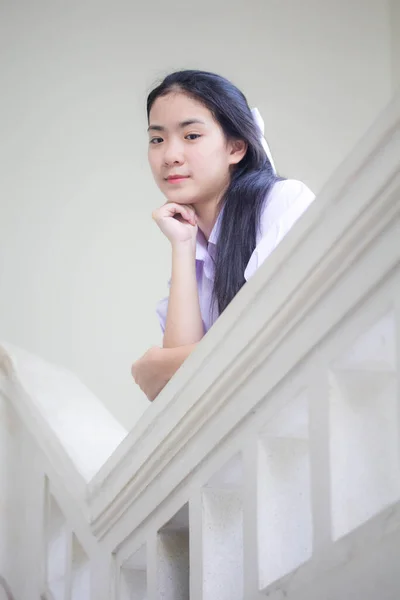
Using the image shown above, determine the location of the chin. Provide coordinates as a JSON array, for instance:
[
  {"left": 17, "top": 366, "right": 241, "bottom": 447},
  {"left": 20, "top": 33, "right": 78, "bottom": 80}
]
[{"left": 165, "top": 190, "right": 198, "bottom": 205}]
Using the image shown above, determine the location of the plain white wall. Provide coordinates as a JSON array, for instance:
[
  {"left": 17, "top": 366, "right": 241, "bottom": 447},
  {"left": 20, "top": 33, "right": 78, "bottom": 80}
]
[
  {"left": 0, "top": 0, "right": 392, "bottom": 428},
  {"left": 392, "top": 0, "right": 400, "bottom": 90}
]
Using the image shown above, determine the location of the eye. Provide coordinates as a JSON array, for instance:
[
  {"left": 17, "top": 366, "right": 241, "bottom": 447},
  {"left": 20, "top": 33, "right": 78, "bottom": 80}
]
[
  {"left": 185, "top": 134, "right": 201, "bottom": 141},
  {"left": 149, "top": 137, "right": 163, "bottom": 145}
]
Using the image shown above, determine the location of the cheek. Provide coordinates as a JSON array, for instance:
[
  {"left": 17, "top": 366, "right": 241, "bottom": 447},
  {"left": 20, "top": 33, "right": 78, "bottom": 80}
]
[
  {"left": 193, "top": 143, "right": 225, "bottom": 171},
  {"left": 195, "top": 147, "right": 229, "bottom": 183},
  {"left": 148, "top": 151, "right": 161, "bottom": 179}
]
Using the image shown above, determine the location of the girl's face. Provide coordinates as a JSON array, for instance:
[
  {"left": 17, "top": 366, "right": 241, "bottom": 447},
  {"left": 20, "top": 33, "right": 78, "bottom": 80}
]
[{"left": 148, "top": 92, "right": 246, "bottom": 207}]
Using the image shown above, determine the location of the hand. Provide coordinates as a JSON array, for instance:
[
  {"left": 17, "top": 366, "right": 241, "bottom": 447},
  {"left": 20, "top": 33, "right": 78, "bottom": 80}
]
[
  {"left": 152, "top": 202, "right": 198, "bottom": 245},
  {"left": 131, "top": 346, "right": 170, "bottom": 401}
]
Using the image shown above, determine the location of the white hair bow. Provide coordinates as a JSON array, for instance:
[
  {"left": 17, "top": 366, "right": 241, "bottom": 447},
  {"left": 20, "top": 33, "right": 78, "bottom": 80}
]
[{"left": 251, "top": 107, "right": 276, "bottom": 173}]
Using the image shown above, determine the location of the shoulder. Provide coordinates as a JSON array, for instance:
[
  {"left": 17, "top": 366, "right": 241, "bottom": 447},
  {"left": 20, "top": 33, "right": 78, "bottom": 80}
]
[
  {"left": 244, "top": 179, "right": 316, "bottom": 281},
  {"left": 263, "top": 179, "right": 315, "bottom": 221},
  {"left": 259, "top": 179, "right": 315, "bottom": 236}
]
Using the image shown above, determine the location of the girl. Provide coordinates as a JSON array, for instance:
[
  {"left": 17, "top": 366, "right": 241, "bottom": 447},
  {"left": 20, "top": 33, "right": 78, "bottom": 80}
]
[{"left": 131, "top": 70, "right": 315, "bottom": 401}]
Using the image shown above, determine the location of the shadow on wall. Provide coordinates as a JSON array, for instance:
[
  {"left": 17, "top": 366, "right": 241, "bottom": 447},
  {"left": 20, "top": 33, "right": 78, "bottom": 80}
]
[{"left": 0, "top": 576, "right": 15, "bottom": 600}]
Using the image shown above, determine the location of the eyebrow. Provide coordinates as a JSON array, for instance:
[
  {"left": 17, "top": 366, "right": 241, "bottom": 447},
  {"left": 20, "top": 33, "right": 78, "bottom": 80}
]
[{"left": 147, "top": 119, "right": 206, "bottom": 133}]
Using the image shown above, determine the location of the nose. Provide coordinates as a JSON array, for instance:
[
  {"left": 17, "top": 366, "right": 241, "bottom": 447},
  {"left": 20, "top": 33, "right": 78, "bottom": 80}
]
[{"left": 163, "top": 138, "right": 184, "bottom": 166}]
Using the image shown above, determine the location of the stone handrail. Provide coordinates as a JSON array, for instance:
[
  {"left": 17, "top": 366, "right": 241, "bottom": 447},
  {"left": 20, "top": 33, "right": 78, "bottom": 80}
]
[{"left": 1, "top": 93, "right": 400, "bottom": 600}]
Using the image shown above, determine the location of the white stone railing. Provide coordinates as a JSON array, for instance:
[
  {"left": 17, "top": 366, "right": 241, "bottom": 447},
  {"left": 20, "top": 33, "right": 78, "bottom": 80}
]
[{"left": 1, "top": 92, "right": 400, "bottom": 600}]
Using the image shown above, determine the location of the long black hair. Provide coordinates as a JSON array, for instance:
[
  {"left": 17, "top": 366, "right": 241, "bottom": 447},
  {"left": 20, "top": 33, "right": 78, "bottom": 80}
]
[{"left": 147, "top": 70, "right": 282, "bottom": 316}]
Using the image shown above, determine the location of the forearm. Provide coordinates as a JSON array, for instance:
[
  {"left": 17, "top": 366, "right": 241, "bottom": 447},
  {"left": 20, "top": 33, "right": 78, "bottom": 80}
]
[
  {"left": 131, "top": 344, "right": 197, "bottom": 402},
  {"left": 163, "top": 241, "right": 204, "bottom": 348},
  {"left": 159, "top": 344, "right": 197, "bottom": 383}
]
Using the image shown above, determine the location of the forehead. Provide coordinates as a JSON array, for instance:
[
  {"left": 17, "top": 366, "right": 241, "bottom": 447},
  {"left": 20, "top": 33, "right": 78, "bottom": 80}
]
[{"left": 149, "top": 92, "right": 214, "bottom": 126}]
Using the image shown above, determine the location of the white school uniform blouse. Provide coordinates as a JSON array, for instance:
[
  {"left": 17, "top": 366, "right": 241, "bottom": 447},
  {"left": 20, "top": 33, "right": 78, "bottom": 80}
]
[{"left": 157, "top": 179, "right": 315, "bottom": 334}]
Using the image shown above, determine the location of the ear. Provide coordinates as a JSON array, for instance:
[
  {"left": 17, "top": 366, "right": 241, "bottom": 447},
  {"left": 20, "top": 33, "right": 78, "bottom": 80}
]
[{"left": 228, "top": 139, "right": 248, "bottom": 165}]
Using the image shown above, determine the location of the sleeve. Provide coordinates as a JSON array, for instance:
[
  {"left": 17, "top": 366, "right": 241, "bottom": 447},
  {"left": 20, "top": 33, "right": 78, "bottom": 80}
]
[
  {"left": 156, "top": 296, "right": 169, "bottom": 334},
  {"left": 156, "top": 277, "right": 172, "bottom": 333},
  {"left": 244, "top": 179, "right": 315, "bottom": 281}
]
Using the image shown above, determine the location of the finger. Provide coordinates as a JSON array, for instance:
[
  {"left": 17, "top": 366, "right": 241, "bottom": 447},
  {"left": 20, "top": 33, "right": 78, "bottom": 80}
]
[
  {"left": 166, "top": 203, "right": 196, "bottom": 221},
  {"left": 184, "top": 208, "right": 197, "bottom": 226},
  {"left": 172, "top": 204, "right": 197, "bottom": 226},
  {"left": 174, "top": 212, "right": 195, "bottom": 226},
  {"left": 154, "top": 203, "right": 197, "bottom": 226}
]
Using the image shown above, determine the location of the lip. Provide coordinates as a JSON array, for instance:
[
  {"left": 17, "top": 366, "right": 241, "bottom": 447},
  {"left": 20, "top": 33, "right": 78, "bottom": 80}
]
[{"left": 166, "top": 175, "right": 190, "bottom": 183}]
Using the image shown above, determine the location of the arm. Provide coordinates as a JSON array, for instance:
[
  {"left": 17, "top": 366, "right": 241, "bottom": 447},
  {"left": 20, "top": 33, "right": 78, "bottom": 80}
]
[
  {"left": 163, "top": 240, "right": 204, "bottom": 348},
  {"left": 152, "top": 203, "right": 204, "bottom": 348},
  {"left": 131, "top": 344, "right": 197, "bottom": 401},
  {"left": 160, "top": 343, "right": 197, "bottom": 378}
]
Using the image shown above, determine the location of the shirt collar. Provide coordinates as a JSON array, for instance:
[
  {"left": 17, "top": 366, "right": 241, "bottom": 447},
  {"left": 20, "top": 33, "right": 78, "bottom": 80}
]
[{"left": 208, "top": 205, "right": 224, "bottom": 245}]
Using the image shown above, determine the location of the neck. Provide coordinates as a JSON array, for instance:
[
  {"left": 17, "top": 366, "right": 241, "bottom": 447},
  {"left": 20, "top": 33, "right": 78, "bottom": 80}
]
[{"left": 193, "top": 190, "right": 226, "bottom": 241}]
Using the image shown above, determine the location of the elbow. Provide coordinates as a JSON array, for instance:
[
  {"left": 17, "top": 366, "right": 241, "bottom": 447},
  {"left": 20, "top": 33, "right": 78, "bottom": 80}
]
[{"left": 162, "top": 334, "right": 204, "bottom": 349}]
